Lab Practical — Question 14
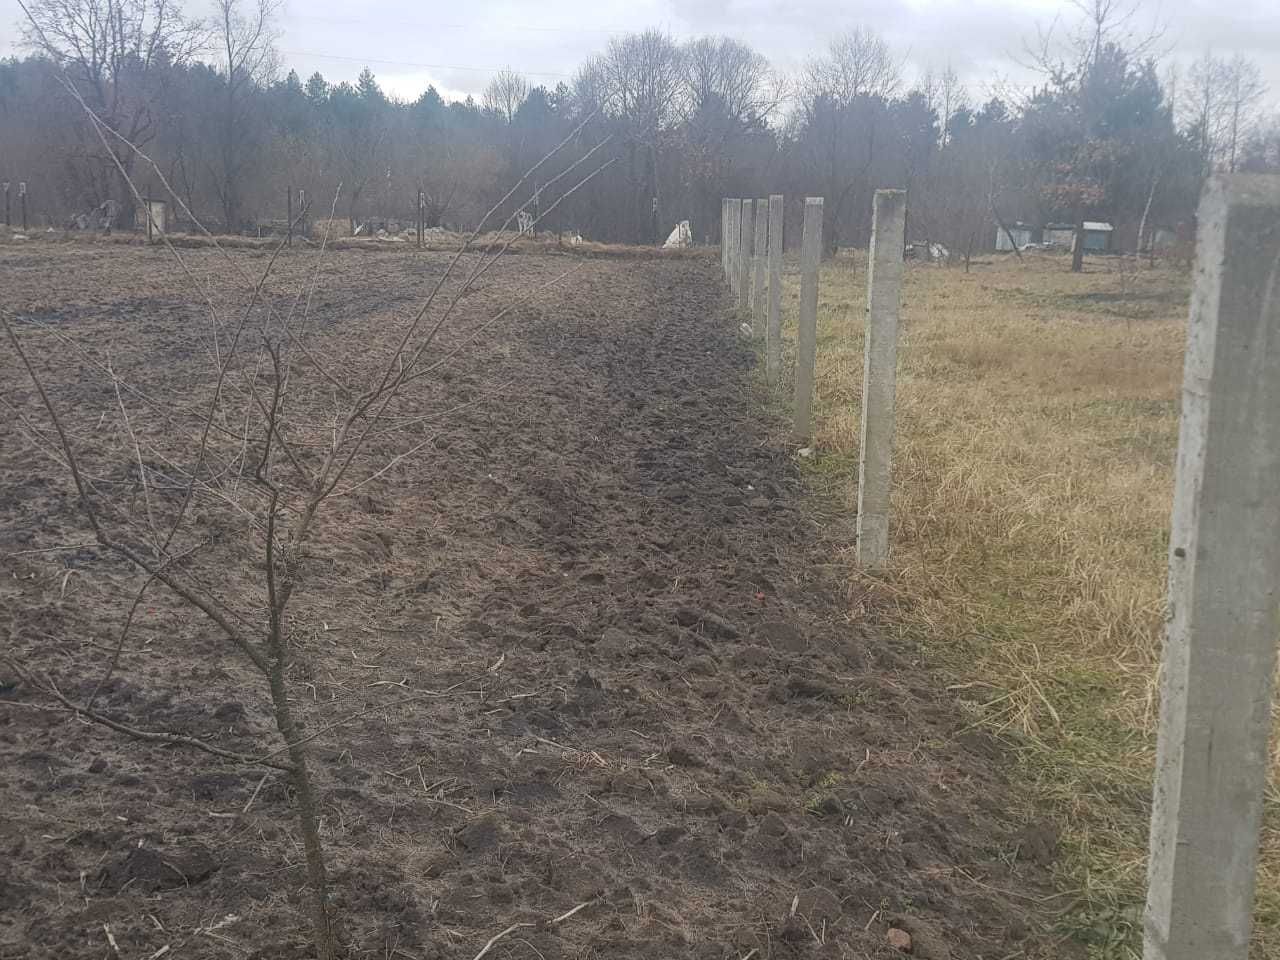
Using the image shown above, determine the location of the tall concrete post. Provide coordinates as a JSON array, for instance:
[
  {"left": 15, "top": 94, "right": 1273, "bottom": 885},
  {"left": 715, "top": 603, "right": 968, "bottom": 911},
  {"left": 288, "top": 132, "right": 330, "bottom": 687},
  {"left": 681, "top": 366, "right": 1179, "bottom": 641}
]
[
  {"left": 767, "top": 195, "right": 784, "bottom": 383},
  {"left": 751, "top": 198, "right": 768, "bottom": 337},
  {"left": 793, "top": 197, "right": 824, "bottom": 435},
  {"left": 738, "top": 199, "right": 755, "bottom": 312},
  {"left": 721, "top": 198, "right": 731, "bottom": 281},
  {"left": 1144, "top": 174, "right": 1280, "bottom": 960},
  {"left": 855, "top": 189, "right": 907, "bottom": 571},
  {"left": 728, "top": 200, "right": 741, "bottom": 295}
]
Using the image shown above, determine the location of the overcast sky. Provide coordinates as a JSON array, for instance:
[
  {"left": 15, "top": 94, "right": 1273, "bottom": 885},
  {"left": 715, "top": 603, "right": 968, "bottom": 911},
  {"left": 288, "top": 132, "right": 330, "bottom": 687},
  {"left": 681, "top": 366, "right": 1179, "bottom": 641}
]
[{"left": 3, "top": 0, "right": 1279, "bottom": 112}]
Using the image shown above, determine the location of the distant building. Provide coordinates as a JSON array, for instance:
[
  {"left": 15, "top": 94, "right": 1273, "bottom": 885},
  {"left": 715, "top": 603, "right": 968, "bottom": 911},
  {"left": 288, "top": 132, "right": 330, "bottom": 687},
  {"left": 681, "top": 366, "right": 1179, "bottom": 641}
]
[
  {"left": 1043, "top": 223, "right": 1076, "bottom": 248},
  {"left": 995, "top": 222, "right": 1037, "bottom": 251},
  {"left": 1042, "top": 221, "right": 1115, "bottom": 252},
  {"left": 137, "top": 198, "right": 166, "bottom": 241},
  {"left": 1078, "top": 221, "right": 1115, "bottom": 252}
]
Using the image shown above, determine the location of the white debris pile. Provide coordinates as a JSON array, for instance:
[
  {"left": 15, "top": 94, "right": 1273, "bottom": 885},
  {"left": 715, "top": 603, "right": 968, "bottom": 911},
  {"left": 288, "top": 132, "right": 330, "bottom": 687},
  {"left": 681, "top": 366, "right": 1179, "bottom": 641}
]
[{"left": 663, "top": 220, "right": 693, "bottom": 248}]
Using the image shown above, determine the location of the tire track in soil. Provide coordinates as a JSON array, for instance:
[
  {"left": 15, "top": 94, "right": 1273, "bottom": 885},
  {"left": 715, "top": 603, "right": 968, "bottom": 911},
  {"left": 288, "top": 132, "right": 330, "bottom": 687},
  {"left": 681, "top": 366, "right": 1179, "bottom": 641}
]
[{"left": 0, "top": 247, "right": 1070, "bottom": 960}]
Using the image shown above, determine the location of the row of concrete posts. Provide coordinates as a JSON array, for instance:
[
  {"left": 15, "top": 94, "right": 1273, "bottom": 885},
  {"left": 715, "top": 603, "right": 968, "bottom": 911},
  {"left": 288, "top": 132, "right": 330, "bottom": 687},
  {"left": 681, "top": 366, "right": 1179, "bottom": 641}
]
[
  {"left": 725, "top": 175, "right": 1280, "bottom": 960},
  {"left": 719, "top": 191, "right": 907, "bottom": 570}
]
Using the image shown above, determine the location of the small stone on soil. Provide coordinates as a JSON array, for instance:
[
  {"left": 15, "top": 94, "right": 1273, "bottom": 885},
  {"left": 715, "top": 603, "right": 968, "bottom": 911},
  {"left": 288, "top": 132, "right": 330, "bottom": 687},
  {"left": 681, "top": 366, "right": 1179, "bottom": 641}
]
[
  {"left": 887, "top": 928, "right": 913, "bottom": 952},
  {"left": 902, "top": 919, "right": 951, "bottom": 959}
]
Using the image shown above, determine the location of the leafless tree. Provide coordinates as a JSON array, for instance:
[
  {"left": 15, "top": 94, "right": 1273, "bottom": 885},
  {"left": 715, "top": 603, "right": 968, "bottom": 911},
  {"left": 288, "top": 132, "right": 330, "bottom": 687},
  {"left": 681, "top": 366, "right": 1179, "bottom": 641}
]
[
  {"left": 596, "top": 29, "right": 684, "bottom": 242},
  {"left": 1242, "top": 113, "right": 1280, "bottom": 172},
  {"left": 679, "top": 36, "right": 781, "bottom": 243},
  {"left": 1183, "top": 51, "right": 1229, "bottom": 174},
  {"left": 681, "top": 36, "right": 779, "bottom": 125},
  {"left": 802, "top": 28, "right": 901, "bottom": 107},
  {"left": 793, "top": 27, "right": 902, "bottom": 250},
  {"left": 1221, "top": 54, "right": 1267, "bottom": 173},
  {"left": 922, "top": 63, "right": 967, "bottom": 148},
  {"left": 18, "top": 0, "right": 206, "bottom": 222},
  {"left": 210, "top": 0, "right": 281, "bottom": 230},
  {"left": 483, "top": 68, "right": 529, "bottom": 124},
  {"left": 1181, "top": 50, "right": 1267, "bottom": 175}
]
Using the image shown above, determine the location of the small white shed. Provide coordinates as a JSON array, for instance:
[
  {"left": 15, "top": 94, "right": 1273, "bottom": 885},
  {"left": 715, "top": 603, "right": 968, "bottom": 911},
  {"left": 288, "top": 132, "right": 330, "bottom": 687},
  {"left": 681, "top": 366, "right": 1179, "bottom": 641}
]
[{"left": 995, "top": 223, "right": 1035, "bottom": 251}]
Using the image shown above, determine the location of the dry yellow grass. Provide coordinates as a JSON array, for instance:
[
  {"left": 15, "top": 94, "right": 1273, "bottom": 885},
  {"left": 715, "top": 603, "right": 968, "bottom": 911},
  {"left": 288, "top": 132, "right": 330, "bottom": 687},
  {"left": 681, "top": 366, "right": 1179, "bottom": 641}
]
[{"left": 774, "top": 249, "right": 1280, "bottom": 958}]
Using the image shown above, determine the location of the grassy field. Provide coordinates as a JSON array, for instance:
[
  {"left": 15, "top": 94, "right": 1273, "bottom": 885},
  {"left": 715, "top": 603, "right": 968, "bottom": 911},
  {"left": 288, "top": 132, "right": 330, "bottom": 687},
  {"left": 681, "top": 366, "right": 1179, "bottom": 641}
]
[{"left": 773, "top": 249, "right": 1280, "bottom": 958}]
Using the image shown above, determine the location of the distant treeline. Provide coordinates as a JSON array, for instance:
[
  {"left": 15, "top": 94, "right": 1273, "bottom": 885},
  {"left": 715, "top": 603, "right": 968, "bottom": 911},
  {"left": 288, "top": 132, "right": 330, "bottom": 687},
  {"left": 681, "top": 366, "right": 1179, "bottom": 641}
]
[{"left": 2, "top": 0, "right": 1278, "bottom": 251}]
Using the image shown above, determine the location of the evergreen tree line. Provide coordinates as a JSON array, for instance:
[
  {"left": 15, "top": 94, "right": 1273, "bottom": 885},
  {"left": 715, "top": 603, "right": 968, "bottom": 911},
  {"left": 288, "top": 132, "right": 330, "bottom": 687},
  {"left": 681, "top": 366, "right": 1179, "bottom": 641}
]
[{"left": 2, "top": 0, "right": 1277, "bottom": 253}]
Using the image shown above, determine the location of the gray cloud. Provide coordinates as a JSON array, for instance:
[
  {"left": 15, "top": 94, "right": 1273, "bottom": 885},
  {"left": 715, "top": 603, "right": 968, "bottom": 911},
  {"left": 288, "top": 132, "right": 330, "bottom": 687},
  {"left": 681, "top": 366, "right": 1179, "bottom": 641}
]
[{"left": 2, "top": 0, "right": 1278, "bottom": 108}]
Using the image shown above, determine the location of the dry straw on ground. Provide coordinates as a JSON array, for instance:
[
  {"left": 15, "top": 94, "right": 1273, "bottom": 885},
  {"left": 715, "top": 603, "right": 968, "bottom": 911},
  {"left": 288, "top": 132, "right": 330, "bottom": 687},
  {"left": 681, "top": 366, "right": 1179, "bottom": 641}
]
[{"left": 779, "top": 250, "right": 1280, "bottom": 957}]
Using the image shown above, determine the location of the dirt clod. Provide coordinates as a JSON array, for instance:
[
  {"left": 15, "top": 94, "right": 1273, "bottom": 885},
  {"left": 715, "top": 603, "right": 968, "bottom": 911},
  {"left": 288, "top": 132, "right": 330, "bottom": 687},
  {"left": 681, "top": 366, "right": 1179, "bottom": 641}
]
[
  {"left": 900, "top": 918, "right": 953, "bottom": 959},
  {"left": 888, "top": 927, "right": 914, "bottom": 952},
  {"left": 454, "top": 816, "right": 501, "bottom": 853},
  {"left": 795, "top": 885, "right": 842, "bottom": 921},
  {"left": 674, "top": 606, "right": 739, "bottom": 639}
]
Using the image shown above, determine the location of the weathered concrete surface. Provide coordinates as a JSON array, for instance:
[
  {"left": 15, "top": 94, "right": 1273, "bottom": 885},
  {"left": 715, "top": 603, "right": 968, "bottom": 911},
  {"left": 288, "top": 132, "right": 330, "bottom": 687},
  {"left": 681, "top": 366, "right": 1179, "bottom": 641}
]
[
  {"left": 793, "top": 197, "right": 824, "bottom": 437},
  {"left": 738, "top": 199, "right": 755, "bottom": 312},
  {"left": 727, "top": 200, "right": 740, "bottom": 293},
  {"left": 855, "top": 189, "right": 906, "bottom": 570},
  {"left": 767, "top": 195, "right": 784, "bottom": 383},
  {"left": 1145, "top": 174, "right": 1280, "bottom": 960},
  {"left": 721, "top": 198, "right": 730, "bottom": 281},
  {"left": 752, "top": 197, "right": 768, "bottom": 338}
]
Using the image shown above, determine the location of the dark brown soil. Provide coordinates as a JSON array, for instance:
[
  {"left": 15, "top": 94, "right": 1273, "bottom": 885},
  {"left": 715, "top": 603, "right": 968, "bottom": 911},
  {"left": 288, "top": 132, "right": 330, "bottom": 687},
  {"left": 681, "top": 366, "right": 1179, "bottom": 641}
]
[{"left": 1, "top": 242, "right": 1068, "bottom": 959}]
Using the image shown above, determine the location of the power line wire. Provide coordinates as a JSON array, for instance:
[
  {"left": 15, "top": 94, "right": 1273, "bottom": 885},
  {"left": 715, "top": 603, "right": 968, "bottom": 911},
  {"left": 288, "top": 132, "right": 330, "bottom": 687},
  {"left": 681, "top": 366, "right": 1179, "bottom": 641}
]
[
  {"left": 279, "top": 49, "right": 574, "bottom": 80},
  {"left": 290, "top": 14, "right": 630, "bottom": 35}
]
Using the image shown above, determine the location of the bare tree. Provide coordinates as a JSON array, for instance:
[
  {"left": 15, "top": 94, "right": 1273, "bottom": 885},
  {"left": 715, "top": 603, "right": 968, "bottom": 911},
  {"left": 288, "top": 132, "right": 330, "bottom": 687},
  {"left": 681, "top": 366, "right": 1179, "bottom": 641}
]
[
  {"left": 795, "top": 27, "right": 901, "bottom": 250},
  {"left": 679, "top": 36, "right": 780, "bottom": 242},
  {"left": 19, "top": 0, "right": 206, "bottom": 222},
  {"left": 1180, "top": 50, "right": 1267, "bottom": 176},
  {"left": 596, "top": 30, "right": 684, "bottom": 243},
  {"left": 802, "top": 28, "right": 901, "bottom": 107},
  {"left": 210, "top": 0, "right": 281, "bottom": 230},
  {"left": 938, "top": 64, "right": 966, "bottom": 148},
  {"left": 483, "top": 68, "right": 528, "bottom": 124},
  {"left": 681, "top": 36, "right": 778, "bottom": 125},
  {"left": 1241, "top": 112, "right": 1280, "bottom": 172},
  {"left": 1183, "top": 51, "right": 1228, "bottom": 175},
  {"left": 1222, "top": 54, "right": 1267, "bottom": 173}
]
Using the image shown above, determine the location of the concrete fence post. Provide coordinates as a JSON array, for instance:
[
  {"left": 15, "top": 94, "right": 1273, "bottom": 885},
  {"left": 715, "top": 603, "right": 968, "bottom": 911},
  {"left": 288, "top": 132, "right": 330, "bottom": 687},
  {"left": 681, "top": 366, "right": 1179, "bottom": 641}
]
[
  {"left": 728, "top": 200, "right": 741, "bottom": 295},
  {"left": 721, "top": 199, "right": 729, "bottom": 281},
  {"left": 855, "top": 189, "right": 907, "bottom": 570},
  {"left": 738, "top": 199, "right": 755, "bottom": 312},
  {"left": 767, "top": 195, "right": 784, "bottom": 381},
  {"left": 752, "top": 198, "right": 768, "bottom": 337},
  {"left": 793, "top": 197, "right": 824, "bottom": 433},
  {"left": 1144, "top": 174, "right": 1280, "bottom": 960}
]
